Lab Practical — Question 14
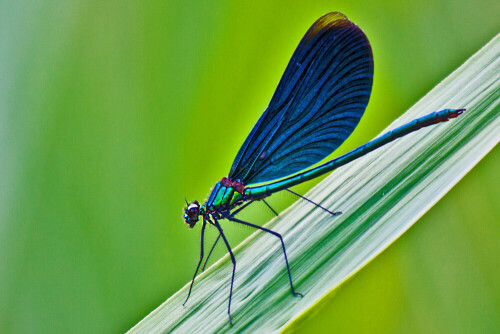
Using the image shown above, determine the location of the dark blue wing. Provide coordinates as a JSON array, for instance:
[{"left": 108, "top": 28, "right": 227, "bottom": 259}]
[{"left": 229, "top": 12, "right": 374, "bottom": 185}]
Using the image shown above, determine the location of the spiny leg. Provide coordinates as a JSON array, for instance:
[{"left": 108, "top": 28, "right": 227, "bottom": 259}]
[
  {"left": 202, "top": 233, "right": 221, "bottom": 272},
  {"left": 212, "top": 217, "right": 236, "bottom": 325},
  {"left": 227, "top": 216, "right": 303, "bottom": 297},
  {"left": 203, "top": 199, "right": 252, "bottom": 271},
  {"left": 286, "top": 188, "right": 341, "bottom": 215},
  {"left": 228, "top": 200, "right": 255, "bottom": 218},
  {"left": 183, "top": 219, "right": 207, "bottom": 306},
  {"left": 262, "top": 199, "right": 279, "bottom": 216}
]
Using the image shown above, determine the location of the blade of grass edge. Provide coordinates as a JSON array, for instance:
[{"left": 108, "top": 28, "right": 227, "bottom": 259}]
[{"left": 127, "top": 34, "right": 499, "bottom": 334}]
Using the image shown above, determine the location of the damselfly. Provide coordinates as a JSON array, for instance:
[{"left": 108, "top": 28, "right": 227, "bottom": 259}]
[{"left": 182, "top": 12, "right": 464, "bottom": 324}]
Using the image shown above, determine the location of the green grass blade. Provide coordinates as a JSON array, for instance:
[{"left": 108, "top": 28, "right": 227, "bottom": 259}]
[{"left": 128, "top": 34, "right": 499, "bottom": 334}]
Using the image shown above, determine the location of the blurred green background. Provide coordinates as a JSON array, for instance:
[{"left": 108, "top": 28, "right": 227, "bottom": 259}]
[{"left": 0, "top": 1, "right": 498, "bottom": 333}]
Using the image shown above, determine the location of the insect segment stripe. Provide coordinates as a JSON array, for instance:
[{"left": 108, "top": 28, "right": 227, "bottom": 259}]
[
  {"left": 222, "top": 186, "right": 235, "bottom": 206},
  {"left": 207, "top": 182, "right": 222, "bottom": 207}
]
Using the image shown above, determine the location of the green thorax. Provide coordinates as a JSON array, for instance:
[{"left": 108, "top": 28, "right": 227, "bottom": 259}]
[{"left": 206, "top": 180, "right": 244, "bottom": 211}]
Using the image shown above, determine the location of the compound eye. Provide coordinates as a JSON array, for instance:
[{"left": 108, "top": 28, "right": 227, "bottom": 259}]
[{"left": 185, "top": 203, "right": 200, "bottom": 219}]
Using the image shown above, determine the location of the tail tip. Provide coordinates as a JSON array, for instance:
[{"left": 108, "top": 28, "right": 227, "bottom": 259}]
[{"left": 449, "top": 108, "right": 466, "bottom": 118}]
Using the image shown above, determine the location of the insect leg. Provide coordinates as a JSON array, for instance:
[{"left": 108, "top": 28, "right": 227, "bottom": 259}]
[
  {"left": 183, "top": 218, "right": 207, "bottom": 306},
  {"left": 227, "top": 216, "right": 303, "bottom": 297},
  {"left": 286, "top": 188, "right": 341, "bottom": 215},
  {"left": 202, "top": 233, "right": 221, "bottom": 272},
  {"left": 212, "top": 217, "right": 236, "bottom": 325},
  {"left": 228, "top": 200, "right": 254, "bottom": 218},
  {"left": 262, "top": 199, "right": 279, "bottom": 216}
]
